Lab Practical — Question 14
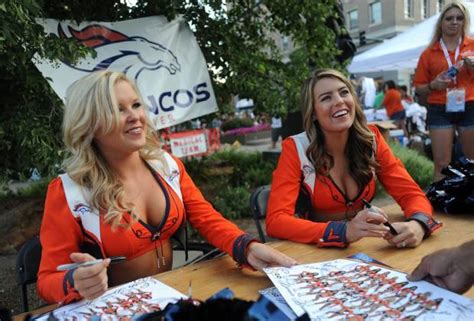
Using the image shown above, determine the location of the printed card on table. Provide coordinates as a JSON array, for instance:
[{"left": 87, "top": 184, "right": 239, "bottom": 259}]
[
  {"left": 264, "top": 259, "right": 474, "bottom": 321},
  {"left": 34, "top": 277, "right": 185, "bottom": 320},
  {"left": 259, "top": 286, "right": 297, "bottom": 319}
]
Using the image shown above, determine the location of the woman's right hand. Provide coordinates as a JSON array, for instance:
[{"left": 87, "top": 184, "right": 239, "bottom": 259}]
[
  {"left": 71, "top": 252, "right": 110, "bottom": 300},
  {"left": 430, "top": 71, "right": 453, "bottom": 91},
  {"left": 346, "top": 208, "right": 390, "bottom": 243}
]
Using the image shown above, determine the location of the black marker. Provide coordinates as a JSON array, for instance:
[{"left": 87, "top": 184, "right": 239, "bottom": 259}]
[
  {"left": 57, "top": 256, "right": 126, "bottom": 271},
  {"left": 362, "top": 199, "right": 399, "bottom": 235}
]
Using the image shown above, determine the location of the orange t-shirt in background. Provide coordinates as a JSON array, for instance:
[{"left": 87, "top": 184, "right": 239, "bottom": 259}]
[
  {"left": 414, "top": 37, "right": 474, "bottom": 105},
  {"left": 382, "top": 89, "right": 404, "bottom": 117}
]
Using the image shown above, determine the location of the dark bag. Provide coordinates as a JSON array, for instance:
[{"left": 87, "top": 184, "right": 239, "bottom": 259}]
[{"left": 426, "top": 157, "right": 474, "bottom": 213}]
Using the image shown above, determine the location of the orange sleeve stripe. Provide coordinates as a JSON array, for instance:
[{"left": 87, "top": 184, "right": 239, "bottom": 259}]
[
  {"left": 266, "top": 138, "right": 336, "bottom": 245},
  {"left": 369, "top": 125, "right": 434, "bottom": 217},
  {"left": 37, "top": 178, "right": 85, "bottom": 303}
]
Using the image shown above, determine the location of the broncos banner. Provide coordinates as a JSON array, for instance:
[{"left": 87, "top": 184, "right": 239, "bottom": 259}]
[{"left": 34, "top": 16, "right": 218, "bottom": 129}]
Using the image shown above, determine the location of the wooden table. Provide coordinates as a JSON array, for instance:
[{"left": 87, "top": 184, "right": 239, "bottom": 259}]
[
  {"left": 17, "top": 204, "right": 474, "bottom": 319},
  {"left": 156, "top": 204, "right": 474, "bottom": 300}
]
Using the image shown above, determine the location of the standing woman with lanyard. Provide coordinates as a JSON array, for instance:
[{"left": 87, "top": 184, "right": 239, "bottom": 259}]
[{"left": 414, "top": 1, "right": 474, "bottom": 182}]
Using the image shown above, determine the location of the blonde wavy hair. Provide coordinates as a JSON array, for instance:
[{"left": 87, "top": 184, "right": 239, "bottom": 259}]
[
  {"left": 300, "top": 69, "right": 379, "bottom": 191},
  {"left": 62, "top": 70, "right": 163, "bottom": 227},
  {"left": 429, "top": 1, "right": 470, "bottom": 47}
]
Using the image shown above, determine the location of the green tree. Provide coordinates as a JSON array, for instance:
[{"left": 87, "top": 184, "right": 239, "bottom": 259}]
[
  {"left": 1, "top": 0, "right": 345, "bottom": 180},
  {"left": 0, "top": 0, "right": 93, "bottom": 179}
]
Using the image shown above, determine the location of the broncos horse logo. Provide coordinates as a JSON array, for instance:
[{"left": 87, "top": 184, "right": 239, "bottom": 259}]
[
  {"left": 73, "top": 203, "right": 92, "bottom": 215},
  {"left": 58, "top": 24, "right": 181, "bottom": 81}
]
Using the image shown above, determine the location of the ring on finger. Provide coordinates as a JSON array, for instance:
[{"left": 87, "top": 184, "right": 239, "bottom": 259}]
[{"left": 401, "top": 241, "right": 406, "bottom": 248}]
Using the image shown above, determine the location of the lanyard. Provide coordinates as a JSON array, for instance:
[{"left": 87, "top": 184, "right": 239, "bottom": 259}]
[
  {"left": 440, "top": 37, "right": 462, "bottom": 83},
  {"left": 440, "top": 37, "right": 461, "bottom": 68}
]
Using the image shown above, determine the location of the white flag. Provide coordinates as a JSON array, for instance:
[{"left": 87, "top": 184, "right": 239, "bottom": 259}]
[{"left": 34, "top": 16, "right": 218, "bottom": 129}]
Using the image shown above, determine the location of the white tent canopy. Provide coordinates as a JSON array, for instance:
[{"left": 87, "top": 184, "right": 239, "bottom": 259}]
[{"left": 348, "top": 2, "right": 474, "bottom": 74}]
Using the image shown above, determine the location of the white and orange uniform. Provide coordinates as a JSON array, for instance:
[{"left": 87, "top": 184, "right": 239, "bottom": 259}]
[
  {"left": 38, "top": 153, "right": 255, "bottom": 304},
  {"left": 266, "top": 125, "right": 440, "bottom": 247}
]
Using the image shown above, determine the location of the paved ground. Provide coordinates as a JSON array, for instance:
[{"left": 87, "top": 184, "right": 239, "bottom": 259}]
[{"left": 236, "top": 137, "right": 282, "bottom": 153}]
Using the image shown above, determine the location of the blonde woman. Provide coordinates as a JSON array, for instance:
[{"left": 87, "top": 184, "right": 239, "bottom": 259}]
[
  {"left": 414, "top": 1, "right": 474, "bottom": 181},
  {"left": 37, "top": 71, "right": 296, "bottom": 304},
  {"left": 266, "top": 69, "right": 441, "bottom": 249}
]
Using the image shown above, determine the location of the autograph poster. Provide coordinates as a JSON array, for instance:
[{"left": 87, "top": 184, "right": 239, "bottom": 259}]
[{"left": 264, "top": 259, "right": 474, "bottom": 320}]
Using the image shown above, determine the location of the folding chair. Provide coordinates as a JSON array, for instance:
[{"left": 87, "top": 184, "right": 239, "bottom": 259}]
[
  {"left": 16, "top": 236, "right": 42, "bottom": 312},
  {"left": 174, "top": 242, "right": 222, "bottom": 268},
  {"left": 171, "top": 221, "right": 222, "bottom": 268},
  {"left": 249, "top": 185, "right": 271, "bottom": 243}
]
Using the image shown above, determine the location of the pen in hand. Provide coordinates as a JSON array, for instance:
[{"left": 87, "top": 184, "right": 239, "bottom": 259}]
[
  {"left": 57, "top": 256, "right": 126, "bottom": 271},
  {"left": 362, "top": 199, "right": 399, "bottom": 236}
]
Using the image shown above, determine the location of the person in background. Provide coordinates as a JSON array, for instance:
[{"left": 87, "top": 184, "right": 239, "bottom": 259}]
[
  {"left": 383, "top": 80, "right": 409, "bottom": 138},
  {"left": 271, "top": 114, "right": 283, "bottom": 149},
  {"left": 399, "top": 85, "right": 414, "bottom": 105},
  {"left": 350, "top": 74, "right": 360, "bottom": 97},
  {"left": 191, "top": 118, "right": 201, "bottom": 129},
  {"left": 414, "top": 1, "right": 474, "bottom": 182},
  {"left": 360, "top": 76, "right": 376, "bottom": 109},
  {"left": 266, "top": 69, "right": 441, "bottom": 250},
  {"left": 409, "top": 240, "right": 474, "bottom": 294},
  {"left": 37, "top": 71, "right": 297, "bottom": 304},
  {"left": 373, "top": 80, "right": 385, "bottom": 110},
  {"left": 211, "top": 116, "right": 222, "bottom": 129}
]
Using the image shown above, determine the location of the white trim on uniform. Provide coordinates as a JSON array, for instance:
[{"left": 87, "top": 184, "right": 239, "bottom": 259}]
[
  {"left": 291, "top": 132, "right": 316, "bottom": 194},
  {"left": 59, "top": 153, "right": 184, "bottom": 243}
]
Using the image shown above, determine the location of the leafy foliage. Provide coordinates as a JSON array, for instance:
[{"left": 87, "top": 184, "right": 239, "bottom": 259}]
[
  {"left": 389, "top": 142, "right": 434, "bottom": 189},
  {"left": 0, "top": 179, "right": 49, "bottom": 200},
  {"left": 212, "top": 186, "right": 251, "bottom": 220},
  {"left": 220, "top": 118, "right": 255, "bottom": 132},
  {"left": 0, "top": 0, "right": 92, "bottom": 180},
  {"left": 1, "top": 0, "right": 345, "bottom": 179},
  {"left": 375, "top": 142, "right": 434, "bottom": 198},
  {"left": 185, "top": 149, "right": 276, "bottom": 219}
]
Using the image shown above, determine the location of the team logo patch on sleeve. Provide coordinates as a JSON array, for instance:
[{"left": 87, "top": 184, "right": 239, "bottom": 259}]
[
  {"left": 303, "top": 164, "right": 315, "bottom": 175},
  {"left": 168, "top": 169, "right": 179, "bottom": 182}
]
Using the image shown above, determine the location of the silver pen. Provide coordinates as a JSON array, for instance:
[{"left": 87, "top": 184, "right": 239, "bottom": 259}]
[{"left": 57, "top": 256, "right": 126, "bottom": 271}]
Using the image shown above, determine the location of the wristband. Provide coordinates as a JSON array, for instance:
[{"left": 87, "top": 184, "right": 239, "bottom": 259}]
[
  {"left": 63, "top": 268, "right": 78, "bottom": 294},
  {"left": 317, "top": 221, "right": 349, "bottom": 248},
  {"left": 406, "top": 213, "right": 442, "bottom": 237},
  {"left": 232, "top": 234, "right": 259, "bottom": 265}
]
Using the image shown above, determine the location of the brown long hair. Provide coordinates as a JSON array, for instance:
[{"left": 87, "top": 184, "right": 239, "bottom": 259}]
[
  {"left": 300, "top": 69, "right": 379, "bottom": 191},
  {"left": 429, "top": 1, "right": 470, "bottom": 47}
]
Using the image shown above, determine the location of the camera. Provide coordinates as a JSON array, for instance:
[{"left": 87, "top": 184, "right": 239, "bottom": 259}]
[{"left": 442, "top": 66, "right": 460, "bottom": 80}]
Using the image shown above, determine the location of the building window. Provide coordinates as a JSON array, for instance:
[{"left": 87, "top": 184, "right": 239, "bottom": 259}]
[
  {"left": 437, "top": 0, "right": 445, "bottom": 13},
  {"left": 421, "top": 0, "right": 429, "bottom": 19},
  {"left": 369, "top": 1, "right": 382, "bottom": 25},
  {"left": 348, "top": 10, "right": 359, "bottom": 30},
  {"left": 405, "top": 0, "right": 414, "bottom": 18}
]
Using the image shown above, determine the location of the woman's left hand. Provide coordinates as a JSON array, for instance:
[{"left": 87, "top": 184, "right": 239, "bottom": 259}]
[
  {"left": 463, "top": 55, "right": 474, "bottom": 71},
  {"left": 246, "top": 242, "right": 298, "bottom": 271},
  {"left": 383, "top": 221, "right": 425, "bottom": 248}
]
